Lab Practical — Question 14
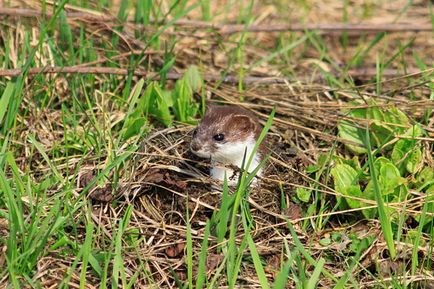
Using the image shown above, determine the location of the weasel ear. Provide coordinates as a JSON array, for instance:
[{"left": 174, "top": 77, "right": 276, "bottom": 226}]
[
  {"left": 205, "top": 104, "right": 217, "bottom": 112},
  {"left": 232, "top": 114, "right": 257, "bottom": 134},
  {"left": 203, "top": 104, "right": 214, "bottom": 115}
]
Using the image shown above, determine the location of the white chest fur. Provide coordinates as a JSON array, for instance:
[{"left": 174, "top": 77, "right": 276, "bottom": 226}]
[{"left": 210, "top": 136, "right": 262, "bottom": 185}]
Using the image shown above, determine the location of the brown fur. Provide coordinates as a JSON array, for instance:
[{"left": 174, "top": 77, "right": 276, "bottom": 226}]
[{"left": 191, "top": 105, "right": 266, "bottom": 155}]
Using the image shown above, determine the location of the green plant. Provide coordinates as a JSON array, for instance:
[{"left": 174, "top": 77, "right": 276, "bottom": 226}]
[
  {"left": 323, "top": 100, "right": 433, "bottom": 265},
  {"left": 121, "top": 65, "right": 202, "bottom": 139},
  {"left": 332, "top": 100, "right": 431, "bottom": 224}
]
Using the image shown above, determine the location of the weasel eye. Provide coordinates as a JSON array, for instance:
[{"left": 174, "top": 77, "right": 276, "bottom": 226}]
[{"left": 213, "top": 134, "right": 224, "bottom": 141}]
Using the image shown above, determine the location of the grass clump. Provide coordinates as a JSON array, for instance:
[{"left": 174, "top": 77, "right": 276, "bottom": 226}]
[{"left": 123, "top": 65, "right": 202, "bottom": 138}]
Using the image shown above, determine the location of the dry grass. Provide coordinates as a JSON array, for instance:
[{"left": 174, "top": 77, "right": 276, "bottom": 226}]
[{"left": 0, "top": 0, "right": 433, "bottom": 288}]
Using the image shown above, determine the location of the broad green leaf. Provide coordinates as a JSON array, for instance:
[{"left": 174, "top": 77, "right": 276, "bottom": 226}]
[
  {"left": 333, "top": 155, "right": 362, "bottom": 171},
  {"left": 122, "top": 118, "right": 148, "bottom": 140},
  {"left": 365, "top": 101, "right": 408, "bottom": 147},
  {"left": 391, "top": 125, "right": 424, "bottom": 174},
  {"left": 373, "top": 157, "right": 392, "bottom": 176},
  {"left": 415, "top": 185, "right": 434, "bottom": 225},
  {"left": 183, "top": 65, "right": 203, "bottom": 93},
  {"left": 306, "top": 165, "right": 320, "bottom": 174},
  {"left": 370, "top": 120, "right": 394, "bottom": 148},
  {"left": 150, "top": 84, "right": 173, "bottom": 127},
  {"left": 364, "top": 158, "right": 408, "bottom": 220},
  {"left": 338, "top": 100, "right": 412, "bottom": 153},
  {"left": 391, "top": 140, "right": 406, "bottom": 169},
  {"left": 406, "top": 148, "right": 422, "bottom": 174},
  {"left": 331, "top": 164, "right": 365, "bottom": 209},
  {"left": 331, "top": 164, "right": 359, "bottom": 194},
  {"left": 366, "top": 103, "right": 384, "bottom": 121},
  {"left": 337, "top": 120, "right": 366, "bottom": 154},
  {"left": 417, "top": 167, "right": 434, "bottom": 185},
  {"left": 173, "top": 79, "right": 192, "bottom": 122},
  {"left": 319, "top": 238, "right": 331, "bottom": 246},
  {"left": 378, "top": 162, "right": 406, "bottom": 195},
  {"left": 403, "top": 124, "right": 423, "bottom": 139},
  {"left": 385, "top": 106, "right": 410, "bottom": 132},
  {"left": 296, "top": 187, "right": 311, "bottom": 203}
]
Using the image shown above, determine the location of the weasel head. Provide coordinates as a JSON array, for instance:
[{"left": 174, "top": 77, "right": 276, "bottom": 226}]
[{"left": 190, "top": 105, "right": 263, "bottom": 164}]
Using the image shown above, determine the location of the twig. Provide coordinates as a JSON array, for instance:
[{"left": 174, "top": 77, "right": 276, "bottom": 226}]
[
  {"left": 0, "top": 7, "right": 431, "bottom": 34},
  {"left": 216, "top": 22, "right": 433, "bottom": 34},
  {"left": 0, "top": 66, "right": 295, "bottom": 83},
  {"left": 347, "top": 67, "right": 426, "bottom": 78},
  {"left": 0, "top": 66, "right": 429, "bottom": 85},
  {"left": 0, "top": 66, "right": 149, "bottom": 77},
  {"left": 0, "top": 7, "right": 114, "bottom": 21}
]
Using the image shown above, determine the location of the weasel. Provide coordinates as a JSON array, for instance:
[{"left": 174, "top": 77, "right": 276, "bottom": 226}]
[{"left": 190, "top": 105, "right": 266, "bottom": 186}]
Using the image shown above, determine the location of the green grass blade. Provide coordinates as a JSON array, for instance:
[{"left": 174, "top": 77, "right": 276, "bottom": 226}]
[
  {"left": 216, "top": 175, "right": 231, "bottom": 248},
  {"left": 80, "top": 210, "right": 94, "bottom": 289},
  {"left": 112, "top": 206, "right": 133, "bottom": 288},
  {"left": 250, "top": 35, "right": 307, "bottom": 72},
  {"left": 146, "top": 2, "right": 201, "bottom": 49},
  {"left": 208, "top": 254, "right": 228, "bottom": 288},
  {"left": 0, "top": 81, "right": 14, "bottom": 126},
  {"left": 272, "top": 239, "right": 298, "bottom": 289},
  {"left": 307, "top": 258, "right": 325, "bottom": 289},
  {"left": 28, "top": 135, "right": 62, "bottom": 182},
  {"left": 87, "top": 253, "right": 102, "bottom": 277},
  {"left": 244, "top": 107, "right": 275, "bottom": 185},
  {"left": 240, "top": 200, "right": 270, "bottom": 289},
  {"left": 333, "top": 238, "right": 369, "bottom": 289},
  {"left": 226, "top": 108, "right": 275, "bottom": 286},
  {"left": 229, "top": 233, "right": 249, "bottom": 288},
  {"left": 272, "top": 257, "right": 292, "bottom": 289},
  {"left": 200, "top": 0, "right": 211, "bottom": 21},
  {"left": 246, "top": 233, "right": 270, "bottom": 289},
  {"left": 411, "top": 198, "right": 429, "bottom": 275},
  {"left": 195, "top": 221, "right": 211, "bottom": 289},
  {"left": 354, "top": 32, "right": 385, "bottom": 67},
  {"left": 287, "top": 222, "right": 337, "bottom": 282},
  {"left": 186, "top": 204, "right": 193, "bottom": 289},
  {"left": 0, "top": 159, "right": 24, "bottom": 235},
  {"left": 363, "top": 127, "right": 396, "bottom": 259}
]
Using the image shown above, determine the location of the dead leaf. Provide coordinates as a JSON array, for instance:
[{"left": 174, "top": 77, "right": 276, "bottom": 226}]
[
  {"left": 89, "top": 185, "right": 113, "bottom": 203},
  {"left": 176, "top": 270, "right": 187, "bottom": 281},
  {"left": 265, "top": 254, "right": 281, "bottom": 278},
  {"left": 79, "top": 170, "right": 95, "bottom": 188},
  {"left": 79, "top": 170, "right": 113, "bottom": 203},
  {"left": 166, "top": 242, "right": 186, "bottom": 258},
  {"left": 0, "top": 246, "right": 6, "bottom": 269},
  {"left": 378, "top": 258, "right": 406, "bottom": 275},
  {"left": 206, "top": 253, "right": 224, "bottom": 272},
  {"left": 145, "top": 169, "right": 187, "bottom": 191},
  {"left": 282, "top": 202, "right": 302, "bottom": 220},
  {"left": 163, "top": 172, "right": 187, "bottom": 190},
  {"left": 145, "top": 169, "right": 165, "bottom": 183}
]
